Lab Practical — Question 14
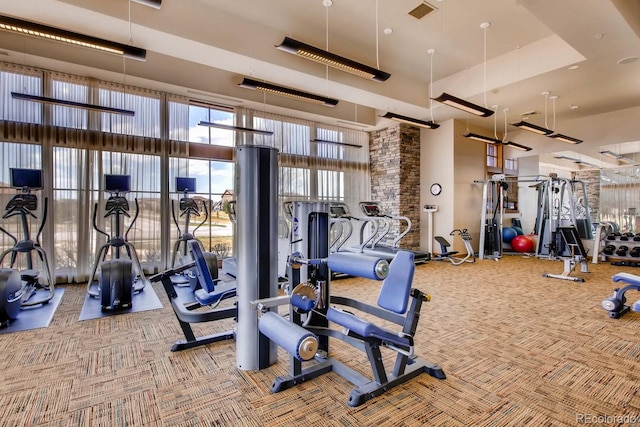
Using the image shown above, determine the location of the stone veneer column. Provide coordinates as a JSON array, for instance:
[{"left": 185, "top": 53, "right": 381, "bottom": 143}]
[
  {"left": 369, "top": 123, "right": 421, "bottom": 250},
  {"left": 573, "top": 169, "right": 600, "bottom": 222}
]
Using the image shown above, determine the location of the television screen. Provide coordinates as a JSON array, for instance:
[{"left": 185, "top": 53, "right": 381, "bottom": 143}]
[
  {"left": 104, "top": 174, "right": 131, "bottom": 193},
  {"left": 176, "top": 177, "right": 196, "bottom": 193},
  {"left": 11, "top": 168, "right": 43, "bottom": 190}
]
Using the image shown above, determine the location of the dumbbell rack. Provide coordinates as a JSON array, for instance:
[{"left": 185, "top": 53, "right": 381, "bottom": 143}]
[{"left": 602, "top": 233, "right": 640, "bottom": 264}]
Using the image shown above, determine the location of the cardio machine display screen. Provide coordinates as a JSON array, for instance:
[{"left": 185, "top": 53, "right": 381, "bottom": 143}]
[
  {"left": 176, "top": 176, "right": 196, "bottom": 193},
  {"left": 361, "top": 203, "right": 381, "bottom": 216},
  {"left": 104, "top": 174, "right": 131, "bottom": 193},
  {"left": 11, "top": 168, "right": 43, "bottom": 190},
  {"left": 330, "top": 205, "right": 347, "bottom": 217}
]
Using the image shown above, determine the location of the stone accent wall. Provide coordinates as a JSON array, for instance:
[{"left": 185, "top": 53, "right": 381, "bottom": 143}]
[
  {"left": 369, "top": 123, "right": 421, "bottom": 249},
  {"left": 573, "top": 169, "right": 600, "bottom": 222}
]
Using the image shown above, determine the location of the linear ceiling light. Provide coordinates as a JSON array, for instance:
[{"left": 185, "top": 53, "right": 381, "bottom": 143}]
[
  {"left": 600, "top": 150, "right": 635, "bottom": 163},
  {"left": 198, "top": 121, "right": 274, "bottom": 136},
  {"left": 463, "top": 132, "right": 501, "bottom": 144},
  {"left": 554, "top": 156, "right": 596, "bottom": 167},
  {"left": 276, "top": 37, "right": 391, "bottom": 82},
  {"left": 0, "top": 15, "right": 146, "bottom": 61},
  {"left": 548, "top": 133, "right": 583, "bottom": 144},
  {"left": 238, "top": 78, "right": 338, "bottom": 107},
  {"left": 432, "top": 92, "right": 494, "bottom": 117},
  {"left": 381, "top": 112, "right": 440, "bottom": 129},
  {"left": 432, "top": 23, "right": 495, "bottom": 118},
  {"left": 503, "top": 141, "right": 532, "bottom": 151},
  {"left": 131, "top": 0, "right": 162, "bottom": 9},
  {"left": 11, "top": 92, "right": 135, "bottom": 116},
  {"left": 510, "top": 120, "right": 553, "bottom": 135},
  {"left": 600, "top": 150, "right": 622, "bottom": 159},
  {"left": 311, "top": 138, "right": 362, "bottom": 148}
]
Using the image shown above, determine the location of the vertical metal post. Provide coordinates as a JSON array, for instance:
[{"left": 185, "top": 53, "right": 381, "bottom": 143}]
[{"left": 235, "top": 145, "right": 279, "bottom": 371}]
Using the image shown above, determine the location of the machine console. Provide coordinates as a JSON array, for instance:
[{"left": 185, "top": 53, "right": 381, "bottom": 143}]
[{"left": 359, "top": 202, "right": 382, "bottom": 217}]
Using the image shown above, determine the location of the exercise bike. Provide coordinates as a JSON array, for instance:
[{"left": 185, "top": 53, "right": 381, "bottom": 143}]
[
  {"left": 0, "top": 168, "right": 54, "bottom": 328},
  {"left": 433, "top": 229, "right": 476, "bottom": 265},
  {"left": 86, "top": 174, "right": 146, "bottom": 312},
  {"left": 170, "top": 176, "right": 217, "bottom": 288}
]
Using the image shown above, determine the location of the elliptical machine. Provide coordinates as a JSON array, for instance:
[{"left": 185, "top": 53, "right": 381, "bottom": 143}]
[
  {"left": 86, "top": 174, "right": 146, "bottom": 312},
  {"left": 170, "top": 177, "right": 217, "bottom": 288},
  {"left": 0, "top": 168, "right": 54, "bottom": 328}
]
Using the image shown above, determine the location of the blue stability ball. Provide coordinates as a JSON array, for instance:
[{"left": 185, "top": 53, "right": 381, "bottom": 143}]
[
  {"left": 512, "top": 226, "right": 524, "bottom": 235},
  {"left": 502, "top": 227, "right": 517, "bottom": 243}
]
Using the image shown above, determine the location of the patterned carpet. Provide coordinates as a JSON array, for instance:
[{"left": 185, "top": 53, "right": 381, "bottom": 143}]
[{"left": 1, "top": 255, "right": 639, "bottom": 426}]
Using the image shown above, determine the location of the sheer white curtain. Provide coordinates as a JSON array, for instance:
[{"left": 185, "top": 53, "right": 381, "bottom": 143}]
[
  {"left": 250, "top": 110, "right": 371, "bottom": 213},
  {"left": 0, "top": 62, "right": 372, "bottom": 283},
  {"left": 600, "top": 166, "right": 640, "bottom": 233}
]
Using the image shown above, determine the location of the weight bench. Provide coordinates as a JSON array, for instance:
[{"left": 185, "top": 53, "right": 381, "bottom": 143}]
[
  {"left": 601, "top": 272, "right": 640, "bottom": 318},
  {"left": 265, "top": 250, "right": 445, "bottom": 407},
  {"left": 150, "top": 240, "right": 236, "bottom": 351},
  {"left": 542, "top": 226, "right": 589, "bottom": 282}
]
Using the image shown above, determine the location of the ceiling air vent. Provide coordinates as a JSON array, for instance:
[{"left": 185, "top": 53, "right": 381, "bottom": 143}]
[{"left": 408, "top": 2, "right": 437, "bottom": 20}]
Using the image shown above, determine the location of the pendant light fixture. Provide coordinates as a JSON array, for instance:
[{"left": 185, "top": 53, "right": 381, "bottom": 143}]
[
  {"left": 501, "top": 108, "right": 532, "bottom": 151},
  {"left": 512, "top": 92, "right": 582, "bottom": 144},
  {"left": 380, "top": 48, "right": 440, "bottom": 129},
  {"left": 276, "top": 0, "right": 390, "bottom": 82},
  {"left": 547, "top": 95, "right": 583, "bottom": 144},
  {"left": 131, "top": 0, "right": 162, "bottom": 9},
  {"left": 198, "top": 121, "right": 274, "bottom": 136},
  {"left": 0, "top": 14, "right": 146, "bottom": 61},
  {"left": 238, "top": 78, "right": 338, "bottom": 107},
  {"left": 11, "top": 92, "right": 136, "bottom": 116},
  {"left": 433, "top": 22, "right": 494, "bottom": 117},
  {"left": 464, "top": 105, "right": 501, "bottom": 144}
]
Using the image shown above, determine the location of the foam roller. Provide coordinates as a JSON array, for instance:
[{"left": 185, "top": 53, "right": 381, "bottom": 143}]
[
  {"left": 327, "top": 252, "right": 389, "bottom": 280},
  {"left": 290, "top": 293, "right": 316, "bottom": 313},
  {"left": 258, "top": 312, "right": 318, "bottom": 361}
]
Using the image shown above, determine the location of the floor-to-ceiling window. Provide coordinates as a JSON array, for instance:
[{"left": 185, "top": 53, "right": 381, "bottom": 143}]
[{"left": 0, "top": 62, "right": 370, "bottom": 283}]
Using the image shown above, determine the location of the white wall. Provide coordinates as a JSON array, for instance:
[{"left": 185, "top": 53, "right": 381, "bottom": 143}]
[
  {"left": 419, "top": 120, "right": 455, "bottom": 254},
  {"left": 419, "top": 119, "right": 488, "bottom": 254}
]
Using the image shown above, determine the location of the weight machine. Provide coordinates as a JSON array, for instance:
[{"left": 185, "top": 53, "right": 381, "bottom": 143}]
[
  {"left": 535, "top": 175, "right": 593, "bottom": 259},
  {"left": 252, "top": 201, "right": 445, "bottom": 407}
]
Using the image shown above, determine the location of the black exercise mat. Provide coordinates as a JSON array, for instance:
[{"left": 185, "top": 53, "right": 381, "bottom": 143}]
[
  {"left": 0, "top": 288, "right": 65, "bottom": 334},
  {"left": 79, "top": 281, "right": 162, "bottom": 321}
]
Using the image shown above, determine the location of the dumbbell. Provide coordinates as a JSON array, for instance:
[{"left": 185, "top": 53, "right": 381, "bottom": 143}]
[
  {"left": 607, "top": 233, "right": 617, "bottom": 241},
  {"left": 616, "top": 245, "right": 629, "bottom": 256},
  {"left": 603, "top": 245, "right": 616, "bottom": 255},
  {"left": 631, "top": 247, "right": 640, "bottom": 257},
  {"left": 634, "top": 234, "right": 640, "bottom": 242}
]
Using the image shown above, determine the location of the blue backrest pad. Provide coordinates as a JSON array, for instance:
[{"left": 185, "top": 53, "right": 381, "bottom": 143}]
[
  {"left": 188, "top": 240, "right": 216, "bottom": 293},
  {"left": 377, "top": 251, "right": 414, "bottom": 314}
]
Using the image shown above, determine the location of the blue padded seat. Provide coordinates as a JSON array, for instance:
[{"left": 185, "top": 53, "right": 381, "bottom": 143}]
[
  {"left": 327, "top": 250, "right": 415, "bottom": 349},
  {"left": 189, "top": 240, "right": 236, "bottom": 305},
  {"left": 327, "top": 306, "right": 411, "bottom": 348},
  {"left": 613, "top": 272, "right": 640, "bottom": 286}
]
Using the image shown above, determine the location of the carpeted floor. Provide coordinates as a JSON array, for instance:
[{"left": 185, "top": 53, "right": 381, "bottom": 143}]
[{"left": 0, "top": 255, "right": 639, "bottom": 426}]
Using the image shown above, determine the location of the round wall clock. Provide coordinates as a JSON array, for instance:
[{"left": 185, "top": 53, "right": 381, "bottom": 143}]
[{"left": 430, "top": 183, "right": 442, "bottom": 196}]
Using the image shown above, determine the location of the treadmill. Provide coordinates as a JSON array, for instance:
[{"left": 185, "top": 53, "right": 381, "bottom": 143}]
[
  {"left": 358, "top": 201, "right": 430, "bottom": 264},
  {"left": 328, "top": 202, "right": 394, "bottom": 262}
]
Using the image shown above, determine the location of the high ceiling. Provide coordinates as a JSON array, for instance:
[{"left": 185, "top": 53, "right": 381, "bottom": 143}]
[{"left": 2, "top": 0, "right": 640, "bottom": 170}]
